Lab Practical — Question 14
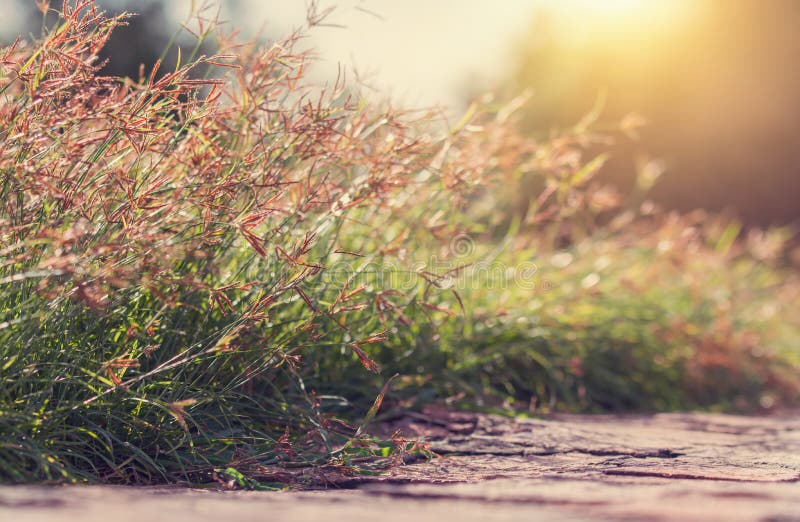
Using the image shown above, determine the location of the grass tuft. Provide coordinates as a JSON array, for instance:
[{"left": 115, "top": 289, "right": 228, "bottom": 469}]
[{"left": 1, "top": 1, "right": 798, "bottom": 486}]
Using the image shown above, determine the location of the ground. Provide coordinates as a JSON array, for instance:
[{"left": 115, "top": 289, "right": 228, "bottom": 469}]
[{"left": 2, "top": 411, "right": 799, "bottom": 521}]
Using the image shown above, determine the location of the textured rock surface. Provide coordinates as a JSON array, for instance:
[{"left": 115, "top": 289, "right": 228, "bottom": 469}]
[
  {"left": 376, "top": 410, "right": 800, "bottom": 484},
  {"left": 2, "top": 412, "right": 799, "bottom": 522}
]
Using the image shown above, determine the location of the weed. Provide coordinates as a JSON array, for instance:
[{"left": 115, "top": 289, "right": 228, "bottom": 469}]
[{"left": 0, "top": 1, "right": 797, "bottom": 486}]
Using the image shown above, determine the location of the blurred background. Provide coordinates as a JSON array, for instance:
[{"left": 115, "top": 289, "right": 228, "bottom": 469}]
[{"left": 3, "top": 0, "right": 799, "bottom": 226}]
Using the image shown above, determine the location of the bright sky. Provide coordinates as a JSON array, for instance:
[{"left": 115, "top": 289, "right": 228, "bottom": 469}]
[
  {"left": 213, "top": 0, "right": 544, "bottom": 112},
  {"left": 3, "top": 0, "right": 697, "bottom": 114},
  {"left": 217, "top": 0, "right": 696, "bottom": 112}
]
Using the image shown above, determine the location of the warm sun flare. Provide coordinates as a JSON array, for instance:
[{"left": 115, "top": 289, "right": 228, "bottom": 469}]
[
  {"left": 540, "top": 0, "right": 690, "bottom": 19},
  {"left": 537, "top": 0, "right": 699, "bottom": 46},
  {"left": 540, "top": 0, "right": 697, "bottom": 25}
]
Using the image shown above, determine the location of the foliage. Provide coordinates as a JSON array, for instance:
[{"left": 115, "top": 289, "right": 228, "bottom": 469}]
[
  {"left": 0, "top": 0, "right": 475, "bottom": 483},
  {"left": 0, "top": 1, "right": 797, "bottom": 486}
]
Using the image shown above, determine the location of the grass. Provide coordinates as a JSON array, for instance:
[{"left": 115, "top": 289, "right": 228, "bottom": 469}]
[{"left": 1, "top": 1, "right": 798, "bottom": 486}]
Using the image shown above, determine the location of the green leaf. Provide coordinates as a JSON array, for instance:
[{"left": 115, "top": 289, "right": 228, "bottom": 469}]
[{"left": 571, "top": 153, "right": 609, "bottom": 186}]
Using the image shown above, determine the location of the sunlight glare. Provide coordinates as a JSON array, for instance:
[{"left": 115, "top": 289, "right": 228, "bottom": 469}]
[{"left": 537, "top": 0, "right": 699, "bottom": 45}]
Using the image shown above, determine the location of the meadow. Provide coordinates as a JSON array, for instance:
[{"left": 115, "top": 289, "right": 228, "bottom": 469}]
[{"left": 1, "top": 2, "right": 798, "bottom": 486}]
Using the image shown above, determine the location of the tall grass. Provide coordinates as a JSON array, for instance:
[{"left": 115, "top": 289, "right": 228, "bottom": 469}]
[
  {"left": 1, "top": 1, "right": 798, "bottom": 486},
  {"left": 429, "top": 210, "right": 800, "bottom": 413},
  {"left": 0, "top": 1, "right": 478, "bottom": 483}
]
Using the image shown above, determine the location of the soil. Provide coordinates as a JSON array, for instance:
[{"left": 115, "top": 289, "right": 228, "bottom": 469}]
[{"left": 2, "top": 411, "right": 799, "bottom": 522}]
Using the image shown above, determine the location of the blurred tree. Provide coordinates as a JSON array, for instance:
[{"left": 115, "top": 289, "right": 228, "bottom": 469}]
[
  {"left": 8, "top": 0, "right": 213, "bottom": 81},
  {"left": 505, "top": 0, "right": 800, "bottom": 227}
]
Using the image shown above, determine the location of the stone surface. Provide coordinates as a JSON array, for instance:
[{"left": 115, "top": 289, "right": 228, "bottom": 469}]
[
  {"left": 2, "top": 412, "right": 799, "bottom": 522},
  {"left": 375, "top": 410, "right": 800, "bottom": 484}
]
